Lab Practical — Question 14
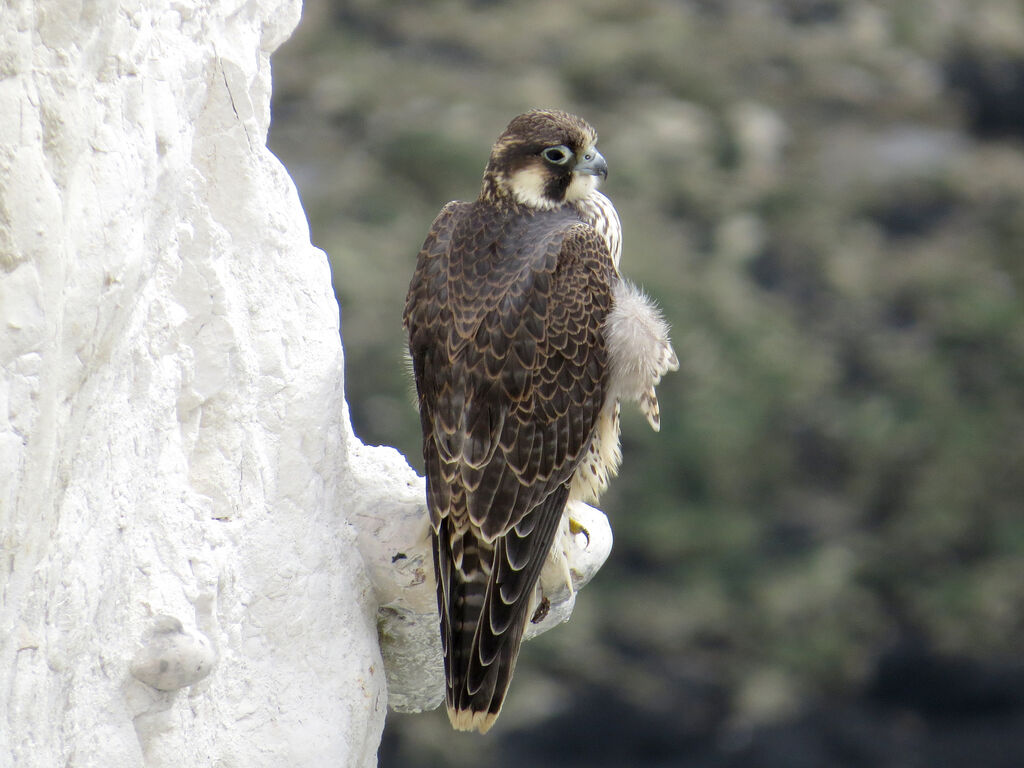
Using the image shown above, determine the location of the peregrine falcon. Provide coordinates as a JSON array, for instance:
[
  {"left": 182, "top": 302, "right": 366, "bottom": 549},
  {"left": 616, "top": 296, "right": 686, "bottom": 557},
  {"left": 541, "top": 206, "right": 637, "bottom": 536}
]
[{"left": 404, "top": 109, "right": 677, "bottom": 733}]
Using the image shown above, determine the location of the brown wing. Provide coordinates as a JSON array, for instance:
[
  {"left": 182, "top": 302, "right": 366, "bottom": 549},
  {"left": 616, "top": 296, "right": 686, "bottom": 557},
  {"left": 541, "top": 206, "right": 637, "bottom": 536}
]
[{"left": 404, "top": 202, "right": 614, "bottom": 730}]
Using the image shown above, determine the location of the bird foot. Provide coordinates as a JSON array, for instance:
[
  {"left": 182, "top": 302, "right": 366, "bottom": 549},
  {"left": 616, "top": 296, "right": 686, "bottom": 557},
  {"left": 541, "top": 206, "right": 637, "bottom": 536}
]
[
  {"left": 568, "top": 516, "right": 591, "bottom": 546},
  {"left": 558, "top": 516, "right": 592, "bottom": 596}
]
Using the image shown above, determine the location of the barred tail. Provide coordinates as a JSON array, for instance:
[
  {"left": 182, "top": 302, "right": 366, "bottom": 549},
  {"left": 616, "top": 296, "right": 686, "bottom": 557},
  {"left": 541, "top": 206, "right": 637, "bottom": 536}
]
[{"left": 433, "top": 485, "right": 569, "bottom": 733}]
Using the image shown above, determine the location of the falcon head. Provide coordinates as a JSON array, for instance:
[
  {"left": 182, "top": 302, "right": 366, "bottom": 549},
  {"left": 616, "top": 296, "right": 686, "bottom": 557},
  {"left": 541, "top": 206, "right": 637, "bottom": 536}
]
[{"left": 482, "top": 109, "right": 608, "bottom": 210}]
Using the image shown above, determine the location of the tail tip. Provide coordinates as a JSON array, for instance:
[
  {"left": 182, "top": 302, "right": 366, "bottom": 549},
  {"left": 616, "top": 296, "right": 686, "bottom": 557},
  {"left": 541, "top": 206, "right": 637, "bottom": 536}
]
[{"left": 448, "top": 705, "right": 499, "bottom": 734}]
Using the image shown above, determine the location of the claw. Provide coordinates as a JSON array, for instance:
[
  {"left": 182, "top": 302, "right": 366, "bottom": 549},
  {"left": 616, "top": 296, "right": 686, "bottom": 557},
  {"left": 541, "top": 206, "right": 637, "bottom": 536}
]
[
  {"left": 568, "top": 517, "right": 591, "bottom": 546},
  {"left": 530, "top": 596, "right": 551, "bottom": 624}
]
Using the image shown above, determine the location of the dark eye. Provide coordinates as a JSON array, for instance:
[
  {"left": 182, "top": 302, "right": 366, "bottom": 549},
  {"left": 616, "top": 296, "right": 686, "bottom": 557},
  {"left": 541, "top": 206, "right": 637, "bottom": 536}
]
[{"left": 541, "top": 145, "right": 572, "bottom": 165}]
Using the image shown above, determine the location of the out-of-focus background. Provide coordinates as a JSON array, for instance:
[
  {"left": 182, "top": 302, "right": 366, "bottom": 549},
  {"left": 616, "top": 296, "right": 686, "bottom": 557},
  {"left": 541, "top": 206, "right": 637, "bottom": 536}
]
[{"left": 268, "top": 1, "right": 1024, "bottom": 765}]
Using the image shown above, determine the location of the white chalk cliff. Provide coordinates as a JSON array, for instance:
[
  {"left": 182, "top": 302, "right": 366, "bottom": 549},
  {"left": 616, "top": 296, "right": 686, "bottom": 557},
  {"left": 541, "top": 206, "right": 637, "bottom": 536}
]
[{"left": 0, "top": 0, "right": 611, "bottom": 765}]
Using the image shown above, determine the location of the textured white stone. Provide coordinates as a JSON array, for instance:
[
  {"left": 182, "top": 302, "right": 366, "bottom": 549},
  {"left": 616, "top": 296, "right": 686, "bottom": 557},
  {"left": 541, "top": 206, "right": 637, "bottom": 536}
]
[
  {"left": 129, "top": 615, "right": 216, "bottom": 691},
  {"left": 0, "top": 0, "right": 386, "bottom": 765},
  {"left": 0, "top": 0, "right": 611, "bottom": 764}
]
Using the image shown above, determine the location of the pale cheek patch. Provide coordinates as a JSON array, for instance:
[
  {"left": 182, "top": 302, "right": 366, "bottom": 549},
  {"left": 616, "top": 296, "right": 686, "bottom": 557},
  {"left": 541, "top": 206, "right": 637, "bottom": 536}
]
[
  {"left": 564, "top": 173, "right": 598, "bottom": 203},
  {"left": 507, "top": 165, "right": 560, "bottom": 210}
]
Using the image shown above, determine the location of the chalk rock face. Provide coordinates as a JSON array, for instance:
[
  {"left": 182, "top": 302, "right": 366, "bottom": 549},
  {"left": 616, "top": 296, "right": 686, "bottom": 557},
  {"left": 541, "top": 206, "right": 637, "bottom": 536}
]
[{"left": 0, "top": 0, "right": 389, "bottom": 765}]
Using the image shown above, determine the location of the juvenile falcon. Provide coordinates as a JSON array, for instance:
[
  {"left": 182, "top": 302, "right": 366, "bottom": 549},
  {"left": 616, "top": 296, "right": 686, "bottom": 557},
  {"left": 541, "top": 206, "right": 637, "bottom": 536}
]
[{"left": 404, "top": 109, "right": 677, "bottom": 733}]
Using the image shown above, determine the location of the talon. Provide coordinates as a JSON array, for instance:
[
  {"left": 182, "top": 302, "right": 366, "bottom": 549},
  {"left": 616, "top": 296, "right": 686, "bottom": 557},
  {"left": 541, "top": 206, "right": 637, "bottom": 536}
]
[
  {"left": 568, "top": 517, "right": 590, "bottom": 546},
  {"left": 530, "top": 596, "right": 550, "bottom": 624}
]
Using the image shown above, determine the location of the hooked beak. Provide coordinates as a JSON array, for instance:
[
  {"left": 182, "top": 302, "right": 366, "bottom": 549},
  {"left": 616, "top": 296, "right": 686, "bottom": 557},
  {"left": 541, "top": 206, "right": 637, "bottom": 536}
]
[{"left": 575, "top": 148, "right": 608, "bottom": 179}]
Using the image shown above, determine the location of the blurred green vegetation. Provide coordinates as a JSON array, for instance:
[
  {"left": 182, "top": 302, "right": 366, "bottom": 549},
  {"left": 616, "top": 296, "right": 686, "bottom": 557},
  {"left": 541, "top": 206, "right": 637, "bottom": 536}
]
[{"left": 269, "top": 0, "right": 1024, "bottom": 763}]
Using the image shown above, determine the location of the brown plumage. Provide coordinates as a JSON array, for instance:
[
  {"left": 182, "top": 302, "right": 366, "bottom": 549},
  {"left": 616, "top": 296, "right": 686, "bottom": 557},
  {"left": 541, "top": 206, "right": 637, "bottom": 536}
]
[{"left": 404, "top": 109, "right": 617, "bottom": 732}]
